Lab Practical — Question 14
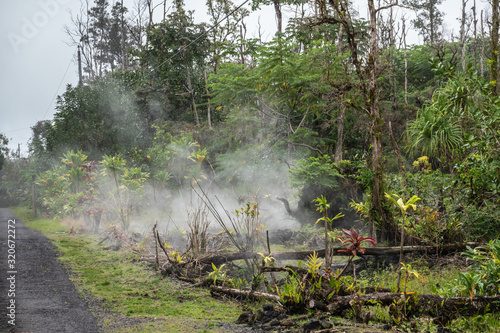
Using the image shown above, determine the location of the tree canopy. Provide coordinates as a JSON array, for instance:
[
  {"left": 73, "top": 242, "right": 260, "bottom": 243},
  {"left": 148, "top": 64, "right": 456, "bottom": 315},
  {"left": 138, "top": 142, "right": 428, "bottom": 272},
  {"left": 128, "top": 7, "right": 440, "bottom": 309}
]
[{"left": 2, "top": 0, "right": 497, "bottom": 244}]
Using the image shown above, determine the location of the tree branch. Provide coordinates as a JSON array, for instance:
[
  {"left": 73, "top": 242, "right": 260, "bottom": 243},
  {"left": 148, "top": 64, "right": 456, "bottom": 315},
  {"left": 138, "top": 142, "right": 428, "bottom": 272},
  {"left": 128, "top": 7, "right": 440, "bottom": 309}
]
[{"left": 280, "top": 138, "right": 324, "bottom": 155}]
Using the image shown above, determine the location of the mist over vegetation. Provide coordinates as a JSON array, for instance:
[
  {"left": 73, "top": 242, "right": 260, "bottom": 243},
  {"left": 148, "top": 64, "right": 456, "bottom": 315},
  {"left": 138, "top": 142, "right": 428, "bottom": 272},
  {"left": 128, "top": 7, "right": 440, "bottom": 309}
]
[
  {"left": 2, "top": 1, "right": 500, "bottom": 331},
  {"left": 1, "top": 0, "right": 499, "bottom": 246}
]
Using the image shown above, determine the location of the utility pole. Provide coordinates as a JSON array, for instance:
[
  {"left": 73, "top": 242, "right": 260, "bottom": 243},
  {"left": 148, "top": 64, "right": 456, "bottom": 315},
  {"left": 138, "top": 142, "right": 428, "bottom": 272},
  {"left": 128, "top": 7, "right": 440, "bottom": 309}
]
[
  {"left": 32, "top": 174, "right": 37, "bottom": 218},
  {"left": 78, "top": 45, "right": 83, "bottom": 85}
]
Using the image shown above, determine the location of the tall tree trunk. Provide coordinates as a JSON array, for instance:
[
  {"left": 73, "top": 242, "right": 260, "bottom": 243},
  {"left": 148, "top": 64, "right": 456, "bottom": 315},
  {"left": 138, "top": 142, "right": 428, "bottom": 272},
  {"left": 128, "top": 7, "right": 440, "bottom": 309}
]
[
  {"left": 273, "top": 0, "right": 282, "bottom": 34},
  {"left": 430, "top": 4, "right": 434, "bottom": 44},
  {"left": 491, "top": 0, "right": 499, "bottom": 95},
  {"left": 327, "top": 0, "right": 396, "bottom": 241},
  {"left": 147, "top": 0, "right": 154, "bottom": 27},
  {"left": 334, "top": 12, "right": 345, "bottom": 163},
  {"left": 186, "top": 66, "right": 200, "bottom": 126},
  {"left": 204, "top": 68, "right": 212, "bottom": 129},
  {"left": 337, "top": 23, "right": 344, "bottom": 53},
  {"left": 78, "top": 45, "right": 83, "bottom": 85},
  {"left": 367, "top": 0, "right": 385, "bottom": 242},
  {"left": 334, "top": 104, "right": 345, "bottom": 163}
]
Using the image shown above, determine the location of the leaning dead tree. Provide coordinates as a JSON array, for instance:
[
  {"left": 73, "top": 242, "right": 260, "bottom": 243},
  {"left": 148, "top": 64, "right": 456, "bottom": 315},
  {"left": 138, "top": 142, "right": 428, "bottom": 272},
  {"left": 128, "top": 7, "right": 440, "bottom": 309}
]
[
  {"left": 139, "top": 237, "right": 481, "bottom": 269},
  {"left": 196, "top": 242, "right": 482, "bottom": 266}
]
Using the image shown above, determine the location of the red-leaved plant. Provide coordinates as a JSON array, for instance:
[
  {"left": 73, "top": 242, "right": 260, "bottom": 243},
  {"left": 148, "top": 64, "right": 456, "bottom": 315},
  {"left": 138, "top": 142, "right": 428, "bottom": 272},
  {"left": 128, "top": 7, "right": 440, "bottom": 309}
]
[
  {"left": 335, "top": 228, "right": 377, "bottom": 281},
  {"left": 338, "top": 228, "right": 377, "bottom": 256}
]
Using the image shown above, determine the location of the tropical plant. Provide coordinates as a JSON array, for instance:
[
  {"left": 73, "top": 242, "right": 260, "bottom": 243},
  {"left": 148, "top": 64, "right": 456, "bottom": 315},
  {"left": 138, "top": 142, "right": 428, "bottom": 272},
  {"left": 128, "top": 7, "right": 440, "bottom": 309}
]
[
  {"left": 147, "top": 129, "right": 207, "bottom": 189},
  {"left": 208, "top": 263, "right": 229, "bottom": 286},
  {"left": 276, "top": 268, "right": 304, "bottom": 306},
  {"left": 407, "top": 105, "right": 462, "bottom": 163},
  {"left": 305, "top": 251, "right": 322, "bottom": 278},
  {"left": 67, "top": 166, "right": 86, "bottom": 193},
  {"left": 233, "top": 202, "right": 261, "bottom": 252},
  {"left": 122, "top": 167, "right": 149, "bottom": 192},
  {"left": 385, "top": 193, "right": 421, "bottom": 292},
  {"left": 186, "top": 202, "right": 211, "bottom": 256},
  {"left": 36, "top": 165, "right": 69, "bottom": 215},
  {"left": 400, "top": 262, "right": 426, "bottom": 296},
  {"left": 314, "top": 195, "right": 344, "bottom": 269},
  {"left": 444, "top": 239, "right": 500, "bottom": 298},
  {"left": 61, "top": 150, "right": 89, "bottom": 194},
  {"left": 336, "top": 228, "right": 377, "bottom": 282},
  {"left": 61, "top": 150, "right": 88, "bottom": 168},
  {"left": 100, "top": 154, "right": 130, "bottom": 228},
  {"left": 290, "top": 156, "right": 344, "bottom": 191},
  {"left": 258, "top": 252, "right": 276, "bottom": 267},
  {"left": 100, "top": 154, "right": 126, "bottom": 185}
]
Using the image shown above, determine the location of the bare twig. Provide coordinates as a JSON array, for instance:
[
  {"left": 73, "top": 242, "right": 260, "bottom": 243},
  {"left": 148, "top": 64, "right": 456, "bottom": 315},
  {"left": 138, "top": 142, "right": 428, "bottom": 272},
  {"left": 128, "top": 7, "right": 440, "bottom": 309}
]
[{"left": 153, "top": 222, "right": 159, "bottom": 270}]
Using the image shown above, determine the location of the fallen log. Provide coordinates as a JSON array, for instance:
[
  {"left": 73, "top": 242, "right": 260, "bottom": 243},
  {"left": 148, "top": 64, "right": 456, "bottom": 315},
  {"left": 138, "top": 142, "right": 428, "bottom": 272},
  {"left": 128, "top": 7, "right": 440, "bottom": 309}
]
[
  {"left": 327, "top": 292, "right": 500, "bottom": 309},
  {"left": 211, "top": 283, "right": 500, "bottom": 325},
  {"left": 326, "top": 292, "right": 500, "bottom": 324},
  {"left": 210, "top": 285, "right": 280, "bottom": 302},
  {"left": 260, "top": 265, "right": 308, "bottom": 275},
  {"left": 199, "top": 243, "right": 482, "bottom": 266}
]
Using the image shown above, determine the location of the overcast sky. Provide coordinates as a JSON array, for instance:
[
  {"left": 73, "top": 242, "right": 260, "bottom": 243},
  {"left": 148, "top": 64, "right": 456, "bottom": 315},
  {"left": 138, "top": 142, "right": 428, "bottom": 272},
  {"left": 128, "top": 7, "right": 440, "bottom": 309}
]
[{"left": 0, "top": 0, "right": 491, "bottom": 156}]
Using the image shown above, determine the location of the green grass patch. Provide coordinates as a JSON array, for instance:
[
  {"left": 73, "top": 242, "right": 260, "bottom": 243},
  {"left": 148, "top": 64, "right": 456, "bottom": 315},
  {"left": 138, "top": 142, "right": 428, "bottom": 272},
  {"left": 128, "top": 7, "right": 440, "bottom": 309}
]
[
  {"left": 11, "top": 206, "right": 244, "bottom": 332},
  {"left": 11, "top": 206, "right": 70, "bottom": 234},
  {"left": 357, "top": 259, "right": 462, "bottom": 295}
]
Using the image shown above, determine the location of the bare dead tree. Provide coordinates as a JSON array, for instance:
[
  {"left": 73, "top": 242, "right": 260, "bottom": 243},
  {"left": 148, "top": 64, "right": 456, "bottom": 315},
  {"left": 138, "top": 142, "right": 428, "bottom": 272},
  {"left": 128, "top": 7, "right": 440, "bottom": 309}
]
[
  {"left": 64, "top": 0, "right": 96, "bottom": 80},
  {"left": 473, "top": 0, "right": 477, "bottom": 71},
  {"left": 129, "top": 0, "right": 148, "bottom": 63},
  {"left": 146, "top": 0, "right": 154, "bottom": 26},
  {"left": 460, "top": 0, "right": 469, "bottom": 71},
  {"left": 401, "top": 15, "right": 408, "bottom": 104},
  {"left": 481, "top": 10, "right": 485, "bottom": 77},
  {"left": 389, "top": 6, "right": 398, "bottom": 113},
  {"left": 491, "top": 0, "right": 499, "bottom": 95}
]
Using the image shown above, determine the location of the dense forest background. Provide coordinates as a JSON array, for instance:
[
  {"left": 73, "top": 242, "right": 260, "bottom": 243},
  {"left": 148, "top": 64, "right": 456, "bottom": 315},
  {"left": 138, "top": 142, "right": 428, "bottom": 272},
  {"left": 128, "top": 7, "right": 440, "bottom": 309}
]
[{"left": 0, "top": 0, "right": 499, "bottom": 246}]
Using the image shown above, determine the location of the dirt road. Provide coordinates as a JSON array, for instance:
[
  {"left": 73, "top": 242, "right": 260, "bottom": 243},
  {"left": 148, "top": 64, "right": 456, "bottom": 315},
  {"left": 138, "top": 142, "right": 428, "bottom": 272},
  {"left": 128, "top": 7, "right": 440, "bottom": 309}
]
[{"left": 0, "top": 208, "right": 101, "bottom": 333}]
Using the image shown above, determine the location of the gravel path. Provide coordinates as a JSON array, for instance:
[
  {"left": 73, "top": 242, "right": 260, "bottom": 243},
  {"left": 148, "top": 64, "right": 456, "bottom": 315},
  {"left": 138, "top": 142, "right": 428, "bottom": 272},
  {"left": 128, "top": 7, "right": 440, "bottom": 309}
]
[{"left": 0, "top": 208, "right": 101, "bottom": 333}]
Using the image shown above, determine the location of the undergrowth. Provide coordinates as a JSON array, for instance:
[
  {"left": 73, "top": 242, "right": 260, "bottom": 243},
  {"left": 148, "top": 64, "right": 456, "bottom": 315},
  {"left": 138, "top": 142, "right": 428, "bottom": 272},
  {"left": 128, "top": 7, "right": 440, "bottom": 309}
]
[
  {"left": 13, "top": 207, "right": 248, "bottom": 332},
  {"left": 12, "top": 206, "right": 500, "bottom": 332}
]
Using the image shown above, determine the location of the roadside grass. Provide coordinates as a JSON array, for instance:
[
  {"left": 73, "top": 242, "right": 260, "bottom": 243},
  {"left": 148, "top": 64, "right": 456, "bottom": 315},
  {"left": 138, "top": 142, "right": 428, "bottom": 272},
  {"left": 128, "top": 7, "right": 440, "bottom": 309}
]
[
  {"left": 12, "top": 207, "right": 246, "bottom": 332},
  {"left": 12, "top": 206, "right": 500, "bottom": 332},
  {"left": 11, "top": 206, "right": 70, "bottom": 234}
]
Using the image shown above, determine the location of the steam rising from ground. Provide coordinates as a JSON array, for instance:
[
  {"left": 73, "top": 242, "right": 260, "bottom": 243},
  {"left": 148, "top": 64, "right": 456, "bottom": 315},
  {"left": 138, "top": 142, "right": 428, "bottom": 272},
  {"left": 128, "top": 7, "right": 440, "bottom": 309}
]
[
  {"left": 132, "top": 160, "right": 301, "bottom": 238},
  {"left": 39, "top": 80, "right": 308, "bottom": 250}
]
